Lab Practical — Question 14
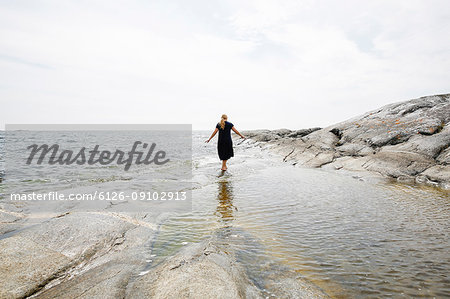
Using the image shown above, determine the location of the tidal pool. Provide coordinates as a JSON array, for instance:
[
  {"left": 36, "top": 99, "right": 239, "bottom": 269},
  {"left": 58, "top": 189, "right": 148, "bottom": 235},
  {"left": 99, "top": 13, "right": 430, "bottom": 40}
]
[{"left": 149, "top": 133, "right": 449, "bottom": 298}]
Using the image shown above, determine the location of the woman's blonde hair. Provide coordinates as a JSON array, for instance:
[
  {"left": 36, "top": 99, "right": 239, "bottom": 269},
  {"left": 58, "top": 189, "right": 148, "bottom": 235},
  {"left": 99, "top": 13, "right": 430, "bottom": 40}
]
[{"left": 219, "top": 114, "right": 227, "bottom": 129}]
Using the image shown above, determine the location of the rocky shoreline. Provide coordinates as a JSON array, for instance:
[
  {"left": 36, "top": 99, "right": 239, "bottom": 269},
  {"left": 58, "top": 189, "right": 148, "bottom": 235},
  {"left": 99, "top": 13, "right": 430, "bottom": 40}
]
[
  {"left": 0, "top": 210, "right": 330, "bottom": 299},
  {"left": 243, "top": 94, "right": 450, "bottom": 189},
  {"left": 0, "top": 94, "right": 448, "bottom": 298}
]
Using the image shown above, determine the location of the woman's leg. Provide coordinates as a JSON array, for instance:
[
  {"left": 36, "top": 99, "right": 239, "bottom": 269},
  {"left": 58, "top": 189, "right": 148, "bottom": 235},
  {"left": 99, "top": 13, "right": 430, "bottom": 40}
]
[{"left": 221, "top": 160, "right": 227, "bottom": 170}]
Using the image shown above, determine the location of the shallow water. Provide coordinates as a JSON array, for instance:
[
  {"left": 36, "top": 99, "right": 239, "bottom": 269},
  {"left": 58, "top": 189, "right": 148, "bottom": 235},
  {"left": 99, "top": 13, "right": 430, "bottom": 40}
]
[
  {"left": 151, "top": 132, "right": 449, "bottom": 298},
  {"left": 1, "top": 131, "right": 449, "bottom": 298}
]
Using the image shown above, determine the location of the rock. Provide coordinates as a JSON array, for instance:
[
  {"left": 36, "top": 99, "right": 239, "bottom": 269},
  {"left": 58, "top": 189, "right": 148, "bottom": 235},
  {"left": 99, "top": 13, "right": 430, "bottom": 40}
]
[
  {"left": 335, "top": 143, "right": 366, "bottom": 156},
  {"left": 396, "top": 175, "right": 415, "bottom": 183},
  {"left": 0, "top": 235, "right": 71, "bottom": 298},
  {"left": 331, "top": 94, "right": 449, "bottom": 148},
  {"left": 243, "top": 130, "right": 278, "bottom": 142},
  {"left": 360, "top": 151, "right": 434, "bottom": 178},
  {"left": 302, "top": 130, "right": 339, "bottom": 151},
  {"left": 323, "top": 156, "right": 383, "bottom": 177},
  {"left": 34, "top": 224, "right": 156, "bottom": 299},
  {"left": 264, "top": 276, "right": 329, "bottom": 299},
  {"left": 421, "top": 165, "right": 450, "bottom": 184},
  {"left": 303, "top": 151, "right": 335, "bottom": 168},
  {"left": 286, "top": 127, "right": 321, "bottom": 138},
  {"left": 382, "top": 125, "right": 450, "bottom": 159},
  {"left": 415, "top": 175, "right": 436, "bottom": 185},
  {"left": 437, "top": 146, "right": 450, "bottom": 164},
  {"left": 241, "top": 130, "right": 271, "bottom": 138},
  {"left": 128, "top": 240, "right": 329, "bottom": 299},
  {"left": 245, "top": 94, "right": 450, "bottom": 188},
  {"left": 0, "top": 205, "right": 26, "bottom": 245},
  {"left": 271, "top": 128, "right": 292, "bottom": 137},
  {"left": 0, "top": 212, "right": 152, "bottom": 298},
  {"left": 128, "top": 240, "right": 262, "bottom": 299},
  {"left": 19, "top": 212, "right": 135, "bottom": 259},
  {"left": 255, "top": 133, "right": 278, "bottom": 142},
  {"left": 274, "top": 130, "right": 339, "bottom": 167}
]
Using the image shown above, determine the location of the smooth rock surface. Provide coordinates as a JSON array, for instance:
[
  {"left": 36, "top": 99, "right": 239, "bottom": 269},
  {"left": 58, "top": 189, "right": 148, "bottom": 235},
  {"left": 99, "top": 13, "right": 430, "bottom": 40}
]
[
  {"left": 0, "top": 235, "right": 71, "bottom": 298},
  {"left": 0, "top": 212, "right": 154, "bottom": 298},
  {"left": 128, "top": 240, "right": 329, "bottom": 299},
  {"left": 129, "top": 241, "right": 262, "bottom": 299}
]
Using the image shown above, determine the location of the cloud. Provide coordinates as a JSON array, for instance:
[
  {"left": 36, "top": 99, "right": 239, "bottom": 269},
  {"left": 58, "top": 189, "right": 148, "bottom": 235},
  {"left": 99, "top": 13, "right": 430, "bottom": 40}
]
[
  {"left": 0, "top": 54, "right": 54, "bottom": 69},
  {"left": 0, "top": 0, "right": 449, "bottom": 130}
]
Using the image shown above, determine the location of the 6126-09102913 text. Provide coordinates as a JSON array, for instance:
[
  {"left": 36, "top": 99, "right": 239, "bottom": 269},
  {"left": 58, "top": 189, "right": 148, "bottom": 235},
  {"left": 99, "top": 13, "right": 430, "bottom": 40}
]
[{"left": 9, "top": 191, "right": 187, "bottom": 201}]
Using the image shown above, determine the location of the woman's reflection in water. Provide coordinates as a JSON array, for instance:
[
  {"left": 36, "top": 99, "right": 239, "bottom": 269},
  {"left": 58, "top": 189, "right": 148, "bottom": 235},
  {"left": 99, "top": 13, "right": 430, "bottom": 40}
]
[{"left": 215, "top": 179, "right": 236, "bottom": 235}]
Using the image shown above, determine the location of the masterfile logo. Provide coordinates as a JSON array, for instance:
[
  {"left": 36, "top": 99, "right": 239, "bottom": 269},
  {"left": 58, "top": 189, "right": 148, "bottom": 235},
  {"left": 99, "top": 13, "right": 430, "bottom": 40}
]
[{"left": 26, "top": 141, "right": 170, "bottom": 171}]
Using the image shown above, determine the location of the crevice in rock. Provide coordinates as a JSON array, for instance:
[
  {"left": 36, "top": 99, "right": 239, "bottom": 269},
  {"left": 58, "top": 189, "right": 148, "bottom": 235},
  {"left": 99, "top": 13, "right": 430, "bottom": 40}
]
[
  {"left": 368, "top": 133, "right": 412, "bottom": 148},
  {"left": 169, "top": 260, "right": 186, "bottom": 270},
  {"left": 329, "top": 128, "right": 342, "bottom": 139},
  {"left": 23, "top": 261, "right": 78, "bottom": 298},
  {"left": 436, "top": 121, "right": 445, "bottom": 134},
  {"left": 283, "top": 148, "right": 295, "bottom": 162},
  {"left": 54, "top": 212, "right": 70, "bottom": 218},
  {"left": 26, "top": 231, "right": 130, "bottom": 298},
  {"left": 391, "top": 134, "right": 411, "bottom": 145},
  {"left": 318, "top": 157, "right": 336, "bottom": 168},
  {"left": 433, "top": 142, "right": 449, "bottom": 160}
]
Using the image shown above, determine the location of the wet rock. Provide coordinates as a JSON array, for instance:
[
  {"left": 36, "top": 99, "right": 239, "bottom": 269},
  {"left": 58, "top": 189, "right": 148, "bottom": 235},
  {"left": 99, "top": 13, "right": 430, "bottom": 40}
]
[
  {"left": 396, "top": 175, "right": 416, "bottom": 183},
  {"left": 0, "top": 210, "right": 22, "bottom": 225},
  {"left": 362, "top": 151, "right": 435, "bottom": 178},
  {"left": 129, "top": 240, "right": 262, "bottom": 298},
  {"left": 129, "top": 240, "right": 329, "bottom": 299},
  {"left": 421, "top": 165, "right": 450, "bottom": 185},
  {"left": 0, "top": 205, "right": 25, "bottom": 240},
  {"left": 265, "top": 276, "right": 329, "bottom": 299},
  {"left": 415, "top": 175, "right": 436, "bottom": 185},
  {"left": 323, "top": 156, "right": 372, "bottom": 173}
]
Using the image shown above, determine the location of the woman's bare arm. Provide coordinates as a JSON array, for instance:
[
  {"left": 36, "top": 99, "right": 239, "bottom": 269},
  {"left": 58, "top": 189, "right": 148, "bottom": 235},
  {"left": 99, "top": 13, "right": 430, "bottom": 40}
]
[
  {"left": 232, "top": 126, "right": 245, "bottom": 138},
  {"left": 205, "top": 128, "right": 219, "bottom": 143}
]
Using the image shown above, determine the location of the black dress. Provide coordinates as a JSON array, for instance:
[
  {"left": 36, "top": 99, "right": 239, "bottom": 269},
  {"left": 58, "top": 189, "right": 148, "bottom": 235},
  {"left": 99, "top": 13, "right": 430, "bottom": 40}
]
[{"left": 216, "top": 121, "right": 234, "bottom": 160}]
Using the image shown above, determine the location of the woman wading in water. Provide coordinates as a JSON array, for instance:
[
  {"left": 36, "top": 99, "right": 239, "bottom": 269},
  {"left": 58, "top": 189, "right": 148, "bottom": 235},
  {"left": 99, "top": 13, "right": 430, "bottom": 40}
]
[{"left": 206, "top": 114, "right": 245, "bottom": 171}]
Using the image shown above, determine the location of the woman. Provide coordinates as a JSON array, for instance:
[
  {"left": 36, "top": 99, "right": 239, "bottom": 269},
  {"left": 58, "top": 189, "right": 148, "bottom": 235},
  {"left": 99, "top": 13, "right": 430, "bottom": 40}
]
[{"left": 205, "top": 114, "right": 245, "bottom": 171}]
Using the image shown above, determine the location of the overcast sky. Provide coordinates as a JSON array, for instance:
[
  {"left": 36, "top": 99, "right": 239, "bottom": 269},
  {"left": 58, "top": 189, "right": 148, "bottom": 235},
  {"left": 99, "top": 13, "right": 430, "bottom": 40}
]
[{"left": 0, "top": 0, "right": 449, "bottom": 130}]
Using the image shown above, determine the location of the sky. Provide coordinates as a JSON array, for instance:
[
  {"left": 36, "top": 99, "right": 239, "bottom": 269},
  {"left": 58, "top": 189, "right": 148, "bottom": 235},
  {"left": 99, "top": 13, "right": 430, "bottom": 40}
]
[{"left": 0, "top": 0, "right": 449, "bottom": 130}]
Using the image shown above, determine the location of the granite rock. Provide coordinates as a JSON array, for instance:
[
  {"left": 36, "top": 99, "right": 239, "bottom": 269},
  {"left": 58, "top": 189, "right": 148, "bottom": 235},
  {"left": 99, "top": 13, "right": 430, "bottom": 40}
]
[{"left": 246, "top": 94, "right": 450, "bottom": 188}]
